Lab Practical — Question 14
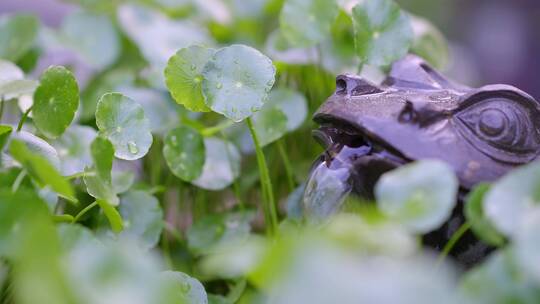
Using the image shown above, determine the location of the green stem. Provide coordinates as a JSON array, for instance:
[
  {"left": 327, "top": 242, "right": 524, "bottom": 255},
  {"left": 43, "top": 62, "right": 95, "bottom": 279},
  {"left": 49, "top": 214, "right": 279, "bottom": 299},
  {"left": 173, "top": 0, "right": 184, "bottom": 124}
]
[
  {"left": 11, "top": 170, "right": 27, "bottom": 193},
  {"left": 16, "top": 106, "right": 32, "bottom": 132},
  {"left": 201, "top": 120, "right": 235, "bottom": 137},
  {"left": 246, "top": 117, "right": 278, "bottom": 235},
  {"left": 72, "top": 201, "right": 98, "bottom": 223},
  {"left": 0, "top": 98, "right": 5, "bottom": 122},
  {"left": 65, "top": 171, "right": 94, "bottom": 180},
  {"left": 437, "top": 221, "right": 472, "bottom": 265},
  {"left": 277, "top": 140, "right": 295, "bottom": 192}
]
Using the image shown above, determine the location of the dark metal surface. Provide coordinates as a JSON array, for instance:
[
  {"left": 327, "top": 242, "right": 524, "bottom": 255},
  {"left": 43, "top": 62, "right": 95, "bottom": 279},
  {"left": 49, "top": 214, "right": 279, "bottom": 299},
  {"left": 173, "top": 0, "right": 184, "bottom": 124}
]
[{"left": 312, "top": 55, "right": 540, "bottom": 266}]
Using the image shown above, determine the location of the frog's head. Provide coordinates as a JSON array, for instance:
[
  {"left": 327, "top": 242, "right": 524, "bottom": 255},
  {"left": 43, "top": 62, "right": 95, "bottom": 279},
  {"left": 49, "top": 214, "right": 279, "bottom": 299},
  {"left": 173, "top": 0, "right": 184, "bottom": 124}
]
[{"left": 311, "top": 55, "right": 540, "bottom": 199}]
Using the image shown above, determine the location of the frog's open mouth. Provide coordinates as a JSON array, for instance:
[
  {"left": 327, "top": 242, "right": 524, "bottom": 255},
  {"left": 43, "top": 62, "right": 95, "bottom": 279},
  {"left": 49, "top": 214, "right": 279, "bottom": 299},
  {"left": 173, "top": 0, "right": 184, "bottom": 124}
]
[{"left": 311, "top": 122, "right": 410, "bottom": 199}]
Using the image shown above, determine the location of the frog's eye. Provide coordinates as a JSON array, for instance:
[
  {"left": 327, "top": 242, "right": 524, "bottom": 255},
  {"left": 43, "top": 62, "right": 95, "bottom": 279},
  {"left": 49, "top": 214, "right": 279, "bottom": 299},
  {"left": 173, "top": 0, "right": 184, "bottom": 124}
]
[{"left": 455, "top": 95, "right": 540, "bottom": 163}]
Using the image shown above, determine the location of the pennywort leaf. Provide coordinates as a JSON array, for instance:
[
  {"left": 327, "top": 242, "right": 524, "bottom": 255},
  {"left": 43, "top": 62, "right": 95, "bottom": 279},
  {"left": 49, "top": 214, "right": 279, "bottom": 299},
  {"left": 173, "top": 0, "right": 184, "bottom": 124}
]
[
  {"left": 163, "top": 126, "right": 205, "bottom": 182},
  {"left": 164, "top": 46, "right": 214, "bottom": 112},
  {"left": 0, "top": 14, "right": 39, "bottom": 62},
  {"left": 464, "top": 183, "right": 505, "bottom": 246},
  {"left": 119, "top": 190, "right": 163, "bottom": 249},
  {"left": 279, "top": 0, "right": 339, "bottom": 47},
  {"left": 375, "top": 160, "right": 458, "bottom": 233},
  {"left": 83, "top": 136, "right": 118, "bottom": 206},
  {"left": 32, "top": 66, "right": 79, "bottom": 139},
  {"left": 352, "top": 0, "right": 413, "bottom": 66},
  {"left": 202, "top": 45, "right": 276, "bottom": 122},
  {"left": 95, "top": 93, "right": 153, "bottom": 160},
  {"left": 192, "top": 137, "right": 241, "bottom": 191}
]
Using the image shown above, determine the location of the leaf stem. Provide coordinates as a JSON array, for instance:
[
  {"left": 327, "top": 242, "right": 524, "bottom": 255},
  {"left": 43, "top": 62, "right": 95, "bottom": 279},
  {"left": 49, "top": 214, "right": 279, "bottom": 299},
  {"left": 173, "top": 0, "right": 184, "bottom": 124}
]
[
  {"left": 277, "top": 140, "right": 295, "bottom": 192},
  {"left": 16, "top": 106, "right": 33, "bottom": 132},
  {"left": 0, "top": 98, "right": 5, "bottom": 122},
  {"left": 246, "top": 117, "right": 278, "bottom": 235},
  {"left": 437, "top": 221, "right": 472, "bottom": 266},
  {"left": 201, "top": 120, "right": 235, "bottom": 137},
  {"left": 11, "top": 170, "right": 27, "bottom": 193},
  {"left": 65, "top": 171, "right": 95, "bottom": 180},
  {"left": 72, "top": 201, "right": 98, "bottom": 223}
]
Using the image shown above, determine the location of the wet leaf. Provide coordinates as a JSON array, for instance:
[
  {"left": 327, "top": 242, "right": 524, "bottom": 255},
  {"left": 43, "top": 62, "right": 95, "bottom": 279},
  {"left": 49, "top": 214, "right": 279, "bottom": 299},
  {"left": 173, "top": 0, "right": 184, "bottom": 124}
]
[
  {"left": 192, "top": 137, "right": 241, "bottom": 191},
  {"left": 0, "top": 14, "right": 39, "bottom": 62},
  {"left": 159, "top": 271, "right": 208, "bottom": 304},
  {"left": 279, "top": 0, "right": 339, "bottom": 47},
  {"left": 95, "top": 93, "right": 153, "bottom": 160},
  {"left": 61, "top": 11, "right": 120, "bottom": 69},
  {"left": 52, "top": 125, "right": 97, "bottom": 176},
  {"left": 375, "top": 160, "right": 458, "bottom": 233},
  {"left": 119, "top": 190, "right": 163, "bottom": 249},
  {"left": 164, "top": 46, "right": 214, "bottom": 112},
  {"left": 202, "top": 45, "right": 276, "bottom": 122},
  {"left": 32, "top": 66, "right": 79, "bottom": 139},
  {"left": 252, "top": 107, "right": 288, "bottom": 147},
  {"left": 352, "top": 0, "right": 413, "bottom": 66},
  {"left": 483, "top": 162, "right": 540, "bottom": 237},
  {"left": 163, "top": 126, "right": 205, "bottom": 182},
  {"left": 464, "top": 183, "right": 505, "bottom": 246},
  {"left": 84, "top": 136, "right": 118, "bottom": 206},
  {"left": 9, "top": 139, "right": 76, "bottom": 203}
]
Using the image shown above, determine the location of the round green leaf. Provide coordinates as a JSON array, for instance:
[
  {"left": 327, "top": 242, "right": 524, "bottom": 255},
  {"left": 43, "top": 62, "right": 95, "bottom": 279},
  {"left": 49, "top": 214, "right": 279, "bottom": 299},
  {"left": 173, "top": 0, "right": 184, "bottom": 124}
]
[
  {"left": 375, "top": 160, "right": 458, "bottom": 233},
  {"left": 464, "top": 183, "right": 505, "bottom": 246},
  {"left": 61, "top": 11, "right": 119, "bottom": 69},
  {"left": 33, "top": 66, "right": 80, "bottom": 139},
  {"left": 164, "top": 46, "right": 213, "bottom": 112},
  {"left": 112, "top": 169, "right": 135, "bottom": 194},
  {"left": 279, "top": 0, "right": 339, "bottom": 47},
  {"left": 410, "top": 15, "right": 449, "bottom": 70},
  {"left": 192, "top": 137, "right": 241, "bottom": 191},
  {"left": 119, "top": 190, "right": 163, "bottom": 249},
  {"left": 0, "top": 14, "right": 39, "bottom": 62},
  {"left": 352, "top": 0, "right": 413, "bottom": 66},
  {"left": 95, "top": 93, "right": 153, "bottom": 160},
  {"left": 484, "top": 162, "right": 540, "bottom": 237},
  {"left": 163, "top": 126, "right": 205, "bottom": 182},
  {"left": 160, "top": 271, "right": 208, "bottom": 304},
  {"left": 252, "top": 107, "right": 288, "bottom": 147},
  {"left": 202, "top": 45, "right": 276, "bottom": 122},
  {"left": 52, "top": 125, "right": 97, "bottom": 176}
]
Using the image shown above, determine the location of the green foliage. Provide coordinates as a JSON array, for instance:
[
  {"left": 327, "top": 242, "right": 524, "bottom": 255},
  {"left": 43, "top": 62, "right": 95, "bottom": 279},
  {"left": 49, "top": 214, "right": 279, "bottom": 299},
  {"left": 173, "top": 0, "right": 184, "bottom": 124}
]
[
  {"left": 465, "top": 183, "right": 505, "bottom": 246},
  {"left": 95, "top": 93, "right": 153, "bottom": 160},
  {"left": 352, "top": 0, "right": 413, "bottom": 66},
  {"left": 9, "top": 139, "right": 76, "bottom": 203},
  {"left": 375, "top": 160, "right": 458, "bottom": 233},
  {"left": 279, "top": 0, "right": 339, "bottom": 47},
  {"left": 0, "top": 14, "right": 39, "bottom": 62},
  {"left": 84, "top": 136, "right": 118, "bottom": 206},
  {"left": 201, "top": 45, "right": 276, "bottom": 122},
  {"left": 165, "top": 46, "right": 214, "bottom": 112},
  {"left": 0, "top": 60, "right": 37, "bottom": 99},
  {"left": 32, "top": 66, "right": 79, "bottom": 139},
  {"left": 163, "top": 126, "right": 206, "bottom": 182}
]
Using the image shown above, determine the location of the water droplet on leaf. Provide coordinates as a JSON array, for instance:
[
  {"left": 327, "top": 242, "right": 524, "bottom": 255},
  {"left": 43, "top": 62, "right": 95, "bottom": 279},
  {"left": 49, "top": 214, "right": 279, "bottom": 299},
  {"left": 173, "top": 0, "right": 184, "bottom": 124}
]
[{"left": 127, "top": 141, "right": 138, "bottom": 154}]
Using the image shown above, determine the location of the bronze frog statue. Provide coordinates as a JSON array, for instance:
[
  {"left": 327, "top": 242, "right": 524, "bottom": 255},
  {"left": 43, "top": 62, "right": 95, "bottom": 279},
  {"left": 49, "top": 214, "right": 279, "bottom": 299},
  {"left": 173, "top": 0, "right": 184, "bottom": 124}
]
[{"left": 304, "top": 55, "right": 540, "bottom": 266}]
